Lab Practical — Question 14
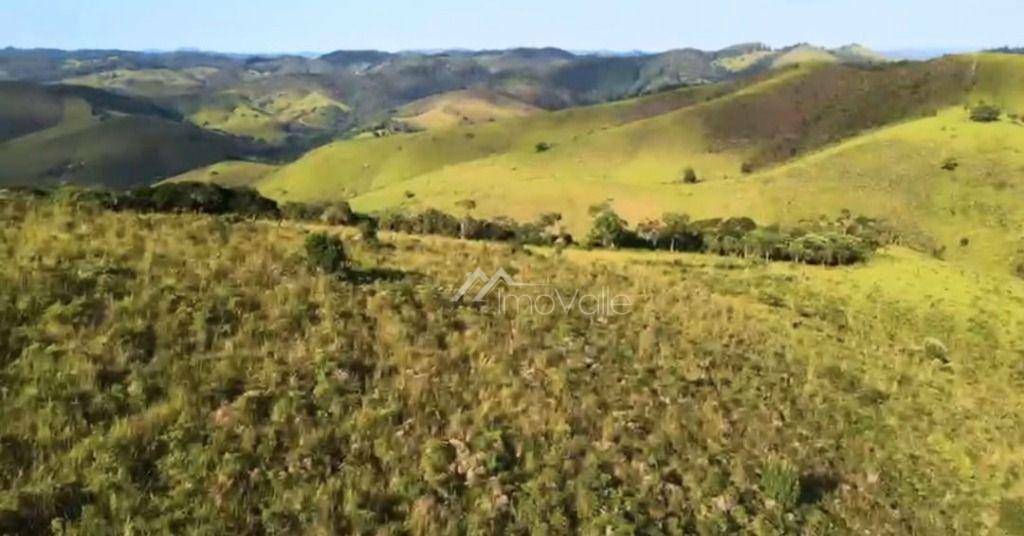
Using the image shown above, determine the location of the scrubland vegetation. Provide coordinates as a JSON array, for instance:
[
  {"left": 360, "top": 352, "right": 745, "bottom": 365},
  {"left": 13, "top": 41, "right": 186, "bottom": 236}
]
[
  {"left": 1, "top": 193, "right": 1023, "bottom": 533},
  {"left": 4, "top": 44, "right": 1024, "bottom": 535},
  {"left": 11, "top": 183, "right": 884, "bottom": 268}
]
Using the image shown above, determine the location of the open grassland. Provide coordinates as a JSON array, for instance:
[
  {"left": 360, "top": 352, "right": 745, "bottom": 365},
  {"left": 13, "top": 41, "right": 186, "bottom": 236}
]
[
  {"left": 770, "top": 46, "right": 838, "bottom": 68},
  {"left": 187, "top": 89, "right": 351, "bottom": 145},
  {"left": 688, "top": 106, "right": 1024, "bottom": 275},
  {"left": 257, "top": 79, "right": 749, "bottom": 201},
  {"left": 257, "top": 54, "right": 1024, "bottom": 278},
  {"left": 259, "top": 56, "right": 979, "bottom": 205},
  {"left": 163, "top": 161, "right": 280, "bottom": 188},
  {"left": 62, "top": 68, "right": 218, "bottom": 98},
  {"left": 395, "top": 89, "right": 543, "bottom": 131},
  {"left": 1, "top": 198, "right": 1023, "bottom": 533}
]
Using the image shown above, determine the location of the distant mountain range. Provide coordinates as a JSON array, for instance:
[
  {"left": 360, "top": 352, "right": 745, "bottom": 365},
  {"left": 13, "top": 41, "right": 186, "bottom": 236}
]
[
  {"left": 0, "top": 42, "right": 894, "bottom": 188},
  {"left": 0, "top": 43, "right": 888, "bottom": 115}
]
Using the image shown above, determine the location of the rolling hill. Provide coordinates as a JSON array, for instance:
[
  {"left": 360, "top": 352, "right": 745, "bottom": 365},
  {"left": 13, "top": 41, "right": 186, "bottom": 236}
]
[
  {"left": 258, "top": 53, "right": 1024, "bottom": 276},
  {"left": 0, "top": 82, "right": 260, "bottom": 189},
  {"left": 2, "top": 43, "right": 887, "bottom": 153},
  {"left": 393, "top": 89, "right": 542, "bottom": 131},
  {"left": 5, "top": 44, "right": 1024, "bottom": 534},
  {"left": 162, "top": 160, "right": 279, "bottom": 188}
]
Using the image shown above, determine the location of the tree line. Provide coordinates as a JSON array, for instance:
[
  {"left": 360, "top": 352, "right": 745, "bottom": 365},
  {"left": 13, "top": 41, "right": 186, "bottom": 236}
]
[
  {"left": 4, "top": 183, "right": 887, "bottom": 266},
  {"left": 585, "top": 204, "right": 890, "bottom": 266}
]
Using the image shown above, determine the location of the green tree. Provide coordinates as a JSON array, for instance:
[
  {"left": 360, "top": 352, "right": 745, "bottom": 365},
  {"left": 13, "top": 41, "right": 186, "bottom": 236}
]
[{"left": 586, "top": 209, "right": 631, "bottom": 249}]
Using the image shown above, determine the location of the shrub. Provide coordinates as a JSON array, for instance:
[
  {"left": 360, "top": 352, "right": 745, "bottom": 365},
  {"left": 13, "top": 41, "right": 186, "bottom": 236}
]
[
  {"left": 321, "top": 201, "right": 356, "bottom": 226},
  {"left": 226, "top": 188, "right": 280, "bottom": 218},
  {"left": 113, "top": 183, "right": 278, "bottom": 218},
  {"left": 941, "top": 157, "right": 959, "bottom": 171},
  {"left": 682, "top": 167, "right": 699, "bottom": 184},
  {"left": 741, "top": 162, "right": 755, "bottom": 174},
  {"left": 535, "top": 142, "right": 552, "bottom": 153},
  {"left": 420, "top": 440, "right": 457, "bottom": 489},
  {"left": 304, "top": 233, "right": 348, "bottom": 274},
  {"left": 536, "top": 212, "right": 562, "bottom": 228},
  {"left": 281, "top": 202, "right": 325, "bottom": 221},
  {"left": 923, "top": 337, "right": 950, "bottom": 363},
  {"left": 760, "top": 460, "right": 801, "bottom": 510},
  {"left": 358, "top": 219, "right": 379, "bottom": 244},
  {"left": 970, "top": 104, "right": 1001, "bottom": 122}
]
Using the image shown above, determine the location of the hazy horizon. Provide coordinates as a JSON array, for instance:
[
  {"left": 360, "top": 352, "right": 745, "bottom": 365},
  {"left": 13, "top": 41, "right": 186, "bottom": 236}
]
[
  {"left": 0, "top": 44, "right": 989, "bottom": 61},
  {"left": 3, "top": 0, "right": 1020, "bottom": 55}
]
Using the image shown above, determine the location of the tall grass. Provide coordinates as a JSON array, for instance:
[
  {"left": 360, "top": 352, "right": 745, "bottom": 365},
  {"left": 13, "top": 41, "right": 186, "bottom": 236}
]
[{"left": 0, "top": 197, "right": 1020, "bottom": 533}]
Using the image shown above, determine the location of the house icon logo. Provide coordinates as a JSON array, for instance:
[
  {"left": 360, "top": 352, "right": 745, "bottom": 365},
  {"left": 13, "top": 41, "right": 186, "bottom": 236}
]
[{"left": 452, "top": 267, "right": 540, "bottom": 302}]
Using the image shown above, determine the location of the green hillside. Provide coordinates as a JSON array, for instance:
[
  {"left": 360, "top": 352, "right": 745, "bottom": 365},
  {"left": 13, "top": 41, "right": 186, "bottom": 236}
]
[
  {"left": 258, "top": 76, "right": 757, "bottom": 201},
  {"left": 0, "top": 83, "right": 257, "bottom": 189},
  {"left": 258, "top": 54, "right": 1024, "bottom": 276},
  {"left": 163, "top": 161, "right": 280, "bottom": 188},
  {"left": 394, "top": 89, "right": 542, "bottom": 131},
  {"left": 0, "top": 83, "right": 67, "bottom": 142}
]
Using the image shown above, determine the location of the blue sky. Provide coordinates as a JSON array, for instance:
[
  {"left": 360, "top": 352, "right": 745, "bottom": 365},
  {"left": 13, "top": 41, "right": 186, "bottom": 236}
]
[{"left": 3, "top": 0, "right": 1021, "bottom": 53}]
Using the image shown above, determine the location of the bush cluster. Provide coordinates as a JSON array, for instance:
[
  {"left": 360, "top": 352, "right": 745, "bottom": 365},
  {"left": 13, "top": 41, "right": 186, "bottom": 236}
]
[
  {"left": 587, "top": 206, "right": 887, "bottom": 266},
  {"left": 10, "top": 185, "right": 880, "bottom": 267},
  {"left": 304, "top": 233, "right": 349, "bottom": 274},
  {"left": 379, "top": 209, "right": 572, "bottom": 246},
  {"left": 115, "top": 183, "right": 280, "bottom": 218},
  {"left": 970, "top": 104, "right": 1002, "bottom": 123}
]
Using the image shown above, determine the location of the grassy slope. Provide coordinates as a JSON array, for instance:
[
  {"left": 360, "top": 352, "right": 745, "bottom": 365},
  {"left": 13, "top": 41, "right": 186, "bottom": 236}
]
[
  {"left": 770, "top": 45, "right": 838, "bottom": 68},
  {"left": 0, "top": 200, "right": 1021, "bottom": 532},
  {"left": 0, "top": 83, "right": 67, "bottom": 142},
  {"left": 0, "top": 85, "right": 249, "bottom": 189},
  {"left": 257, "top": 79, "right": 750, "bottom": 201},
  {"left": 62, "top": 68, "right": 216, "bottom": 98},
  {"left": 676, "top": 107, "right": 1024, "bottom": 274},
  {"left": 395, "top": 89, "right": 542, "bottom": 130},
  {"left": 162, "top": 161, "right": 280, "bottom": 188},
  {"left": 187, "top": 88, "right": 351, "bottom": 145},
  {"left": 260, "top": 56, "right": 976, "bottom": 203},
  {"left": 261, "top": 55, "right": 1024, "bottom": 277},
  {"left": 190, "top": 103, "right": 287, "bottom": 144}
]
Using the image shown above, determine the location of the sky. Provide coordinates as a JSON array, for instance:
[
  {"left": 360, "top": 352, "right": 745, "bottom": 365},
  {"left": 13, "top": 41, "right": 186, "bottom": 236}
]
[{"left": 3, "top": 0, "right": 1021, "bottom": 54}]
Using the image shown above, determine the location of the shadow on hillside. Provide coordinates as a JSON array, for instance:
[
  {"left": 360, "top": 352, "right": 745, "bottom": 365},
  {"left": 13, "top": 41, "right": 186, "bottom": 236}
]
[{"left": 799, "top": 472, "right": 841, "bottom": 505}]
